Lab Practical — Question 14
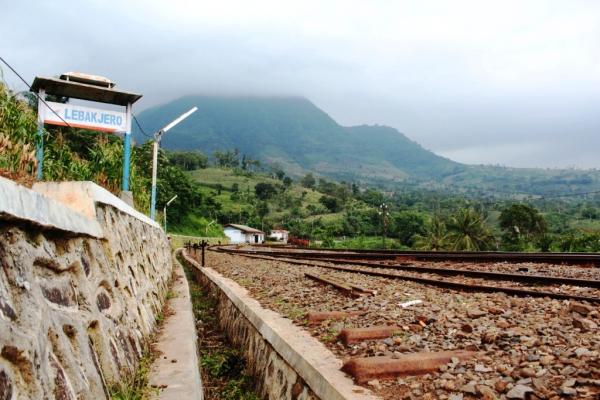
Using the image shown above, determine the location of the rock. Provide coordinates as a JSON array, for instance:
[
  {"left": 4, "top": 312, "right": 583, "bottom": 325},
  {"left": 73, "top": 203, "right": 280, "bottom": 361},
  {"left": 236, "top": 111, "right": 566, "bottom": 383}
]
[
  {"left": 574, "top": 347, "right": 592, "bottom": 357},
  {"left": 506, "top": 384, "right": 534, "bottom": 399},
  {"left": 569, "top": 302, "right": 593, "bottom": 316},
  {"left": 573, "top": 317, "right": 597, "bottom": 331},
  {"left": 495, "top": 379, "right": 509, "bottom": 393},
  {"left": 562, "top": 378, "right": 576, "bottom": 387},
  {"left": 477, "top": 385, "right": 499, "bottom": 400},
  {"left": 467, "top": 308, "right": 486, "bottom": 319},
  {"left": 560, "top": 387, "right": 577, "bottom": 396},
  {"left": 497, "top": 320, "right": 511, "bottom": 329},
  {"left": 475, "top": 364, "right": 493, "bottom": 373},
  {"left": 367, "top": 379, "right": 381, "bottom": 390},
  {"left": 460, "top": 381, "right": 477, "bottom": 395},
  {"left": 449, "top": 394, "right": 463, "bottom": 400},
  {"left": 520, "top": 368, "right": 536, "bottom": 378},
  {"left": 461, "top": 324, "right": 473, "bottom": 333}
]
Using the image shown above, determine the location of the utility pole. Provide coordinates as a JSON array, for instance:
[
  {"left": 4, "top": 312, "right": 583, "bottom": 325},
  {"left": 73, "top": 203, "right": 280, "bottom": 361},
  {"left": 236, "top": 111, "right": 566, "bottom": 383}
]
[
  {"left": 163, "top": 195, "right": 178, "bottom": 232},
  {"left": 379, "top": 203, "right": 389, "bottom": 249},
  {"left": 150, "top": 107, "right": 198, "bottom": 220}
]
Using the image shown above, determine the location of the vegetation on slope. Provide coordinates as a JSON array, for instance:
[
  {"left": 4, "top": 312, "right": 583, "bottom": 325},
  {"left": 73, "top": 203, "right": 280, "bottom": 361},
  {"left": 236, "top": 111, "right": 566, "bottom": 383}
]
[{"left": 134, "top": 95, "right": 600, "bottom": 196}]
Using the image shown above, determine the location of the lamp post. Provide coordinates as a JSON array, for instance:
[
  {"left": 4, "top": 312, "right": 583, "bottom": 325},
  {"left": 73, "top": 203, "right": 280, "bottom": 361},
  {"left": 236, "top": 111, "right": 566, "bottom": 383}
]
[
  {"left": 164, "top": 195, "right": 178, "bottom": 232},
  {"left": 150, "top": 106, "right": 198, "bottom": 220},
  {"left": 378, "top": 203, "right": 389, "bottom": 249}
]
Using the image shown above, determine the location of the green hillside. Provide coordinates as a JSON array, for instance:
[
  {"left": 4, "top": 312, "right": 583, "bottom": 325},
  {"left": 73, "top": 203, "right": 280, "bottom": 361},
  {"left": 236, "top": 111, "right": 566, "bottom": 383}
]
[
  {"left": 134, "top": 96, "right": 461, "bottom": 182},
  {"left": 134, "top": 95, "right": 600, "bottom": 197}
]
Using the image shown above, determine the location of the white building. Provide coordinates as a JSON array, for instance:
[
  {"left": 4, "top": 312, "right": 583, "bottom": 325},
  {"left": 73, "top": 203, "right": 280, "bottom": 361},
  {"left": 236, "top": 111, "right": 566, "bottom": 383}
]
[
  {"left": 224, "top": 224, "right": 265, "bottom": 244},
  {"left": 269, "top": 229, "right": 289, "bottom": 243}
]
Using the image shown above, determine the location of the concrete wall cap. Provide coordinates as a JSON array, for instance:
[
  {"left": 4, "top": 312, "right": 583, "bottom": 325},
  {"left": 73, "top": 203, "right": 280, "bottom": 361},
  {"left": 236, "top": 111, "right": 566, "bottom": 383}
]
[
  {"left": 32, "top": 181, "right": 160, "bottom": 229},
  {"left": 0, "top": 176, "right": 103, "bottom": 237}
]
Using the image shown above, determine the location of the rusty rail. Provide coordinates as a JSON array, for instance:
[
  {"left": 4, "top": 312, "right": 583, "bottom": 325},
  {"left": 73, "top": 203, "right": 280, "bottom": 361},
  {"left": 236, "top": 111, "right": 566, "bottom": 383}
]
[
  {"left": 219, "top": 245, "right": 600, "bottom": 266},
  {"left": 212, "top": 247, "right": 600, "bottom": 304}
]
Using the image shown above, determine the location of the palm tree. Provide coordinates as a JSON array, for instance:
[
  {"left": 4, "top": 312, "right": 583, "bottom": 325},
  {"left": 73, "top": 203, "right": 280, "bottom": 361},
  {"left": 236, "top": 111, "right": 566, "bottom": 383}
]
[
  {"left": 447, "top": 208, "right": 495, "bottom": 251},
  {"left": 414, "top": 216, "right": 449, "bottom": 250}
]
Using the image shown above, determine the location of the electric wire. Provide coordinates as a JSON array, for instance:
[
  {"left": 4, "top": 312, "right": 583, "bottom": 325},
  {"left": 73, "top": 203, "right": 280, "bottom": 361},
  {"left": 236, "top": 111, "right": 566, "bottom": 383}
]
[
  {"left": 0, "top": 55, "right": 73, "bottom": 129},
  {"left": 132, "top": 114, "right": 154, "bottom": 139}
]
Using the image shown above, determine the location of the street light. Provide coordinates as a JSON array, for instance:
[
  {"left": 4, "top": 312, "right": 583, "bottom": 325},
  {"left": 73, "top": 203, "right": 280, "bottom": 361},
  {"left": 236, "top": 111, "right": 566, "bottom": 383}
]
[
  {"left": 150, "top": 106, "right": 198, "bottom": 220},
  {"left": 378, "top": 203, "right": 389, "bottom": 249},
  {"left": 164, "top": 195, "right": 178, "bottom": 232}
]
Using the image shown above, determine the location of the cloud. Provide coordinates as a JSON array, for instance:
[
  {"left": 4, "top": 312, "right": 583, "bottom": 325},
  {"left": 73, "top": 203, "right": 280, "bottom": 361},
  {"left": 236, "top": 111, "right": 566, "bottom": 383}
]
[{"left": 1, "top": 0, "right": 599, "bottom": 167}]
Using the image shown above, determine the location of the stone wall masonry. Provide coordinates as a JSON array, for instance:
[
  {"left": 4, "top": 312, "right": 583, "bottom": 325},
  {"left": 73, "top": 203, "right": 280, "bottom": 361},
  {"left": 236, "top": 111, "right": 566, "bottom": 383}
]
[
  {"left": 0, "top": 180, "right": 172, "bottom": 399},
  {"left": 180, "top": 250, "right": 380, "bottom": 400}
]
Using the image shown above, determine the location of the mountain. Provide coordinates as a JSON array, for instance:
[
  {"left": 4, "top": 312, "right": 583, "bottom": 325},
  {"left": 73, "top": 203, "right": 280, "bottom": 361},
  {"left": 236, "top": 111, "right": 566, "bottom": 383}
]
[
  {"left": 134, "top": 96, "right": 463, "bottom": 182},
  {"left": 134, "top": 95, "right": 600, "bottom": 197}
]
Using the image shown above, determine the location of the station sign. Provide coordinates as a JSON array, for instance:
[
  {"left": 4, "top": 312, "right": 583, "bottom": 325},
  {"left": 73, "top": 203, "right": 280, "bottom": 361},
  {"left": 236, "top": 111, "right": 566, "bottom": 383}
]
[{"left": 43, "top": 101, "right": 127, "bottom": 132}]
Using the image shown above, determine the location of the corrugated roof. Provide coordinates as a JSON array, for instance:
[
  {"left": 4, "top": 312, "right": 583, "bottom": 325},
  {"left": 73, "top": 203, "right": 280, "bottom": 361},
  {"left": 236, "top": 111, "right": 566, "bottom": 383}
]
[
  {"left": 224, "top": 223, "right": 265, "bottom": 234},
  {"left": 31, "top": 76, "right": 142, "bottom": 106}
]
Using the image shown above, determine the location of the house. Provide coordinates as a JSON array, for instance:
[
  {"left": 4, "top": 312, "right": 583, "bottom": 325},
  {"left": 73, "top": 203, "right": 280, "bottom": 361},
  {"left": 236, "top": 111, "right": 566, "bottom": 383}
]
[
  {"left": 269, "top": 229, "right": 289, "bottom": 243},
  {"left": 223, "top": 224, "right": 265, "bottom": 244}
]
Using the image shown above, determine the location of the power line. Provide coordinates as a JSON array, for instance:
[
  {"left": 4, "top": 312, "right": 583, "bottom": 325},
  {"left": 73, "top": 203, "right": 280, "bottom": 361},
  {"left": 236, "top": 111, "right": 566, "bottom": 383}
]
[
  {"left": 0, "top": 55, "right": 73, "bottom": 129},
  {"left": 132, "top": 114, "right": 154, "bottom": 139}
]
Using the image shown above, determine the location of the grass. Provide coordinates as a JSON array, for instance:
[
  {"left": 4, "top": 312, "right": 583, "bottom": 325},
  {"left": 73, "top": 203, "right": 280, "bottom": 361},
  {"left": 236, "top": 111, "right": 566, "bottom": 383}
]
[
  {"left": 188, "top": 167, "right": 327, "bottom": 220},
  {"left": 109, "top": 349, "right": 158, "bottom": 400},
  {"left": 169, "top": 234, "right": 229, "bottom": 250},
  {"left": 169, "top": 214, "right": 226, "bottom": 238}
]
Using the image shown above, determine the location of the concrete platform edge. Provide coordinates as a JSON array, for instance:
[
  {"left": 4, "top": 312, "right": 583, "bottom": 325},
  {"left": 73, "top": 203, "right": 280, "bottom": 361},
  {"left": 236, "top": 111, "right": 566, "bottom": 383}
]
[{"left": 181, "top": 250, "right": 379, "bottom": 400}]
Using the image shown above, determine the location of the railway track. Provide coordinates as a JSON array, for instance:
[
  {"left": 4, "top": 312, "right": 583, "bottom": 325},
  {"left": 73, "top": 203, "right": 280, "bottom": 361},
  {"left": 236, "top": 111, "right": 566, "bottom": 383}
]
[
  {"left": 211, "top": 245, "right": 600, "bottom": 304},
  {"left": 236, "top": 245, "right": 600, "bottom": 266}
]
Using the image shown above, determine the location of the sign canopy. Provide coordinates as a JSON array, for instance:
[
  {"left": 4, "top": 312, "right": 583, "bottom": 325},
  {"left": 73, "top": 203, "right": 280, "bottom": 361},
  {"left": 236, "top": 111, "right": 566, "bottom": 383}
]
[{"left": 31, "top": 76, "right": 141, "bottom": 106}]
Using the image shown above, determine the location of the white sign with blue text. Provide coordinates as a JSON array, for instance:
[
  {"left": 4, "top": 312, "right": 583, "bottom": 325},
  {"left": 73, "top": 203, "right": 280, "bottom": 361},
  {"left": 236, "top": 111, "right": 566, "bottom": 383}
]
[{"left": 43, "top": 101, "right": 127, "bottom": 133}]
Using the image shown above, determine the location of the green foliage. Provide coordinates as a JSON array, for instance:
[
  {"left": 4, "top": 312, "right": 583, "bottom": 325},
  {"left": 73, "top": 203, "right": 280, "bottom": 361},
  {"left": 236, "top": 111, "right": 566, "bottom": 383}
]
[
  {"left": 447, "top": 208, "right": 495, "bottom": 251},
  {"left": 300, "top": 173, "right": 316, "bottom": 188},
  {"left": 499, "top": 204, "right": 547, "bottom": 250},
  {"left": 0, "top": 81, "right": 38, "bottom": 178},
  {"left": 254, "top": 182, "right": 277, "bottom": 200},
  {"left": 166, "top": 150, "right": 208, "bottom": 170},
  {"left": 108, "top": 349, "right": 156, "bottom": 400},
  {"left": 319, "top": 195, "right": 341, "bottom": 212},
  {"left": 389, "top": 210, "right": 426, "bottom": 246},
  {"left": 414, "top": 216, "right": 449, "bottom": 250}
]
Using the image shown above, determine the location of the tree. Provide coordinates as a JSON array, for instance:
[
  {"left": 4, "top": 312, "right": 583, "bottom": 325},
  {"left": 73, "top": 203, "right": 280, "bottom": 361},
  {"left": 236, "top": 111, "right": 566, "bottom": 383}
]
[
  {"left": 389, "top": 211, "right": 426, "bottom": 247},
  {"left": 254, "top": 182, "right": 277, "bottom": 200},
  {"left": 282, "top": 176, "right": 292, "bottom": 188},
  {"left": 414, "top": 216, "right": 449, "bottom": 250},
  {"left": 300, "top": 173, "right": 316, "bottom": 189},
  {"left": 499, "top": 204, "right": 547, "bottom": 249},
  {"left": 319, "top": 196, "right": 341, "bottom": 212},
  {"left": 447, "top": 208, "right": 495, "bottom": 251}
]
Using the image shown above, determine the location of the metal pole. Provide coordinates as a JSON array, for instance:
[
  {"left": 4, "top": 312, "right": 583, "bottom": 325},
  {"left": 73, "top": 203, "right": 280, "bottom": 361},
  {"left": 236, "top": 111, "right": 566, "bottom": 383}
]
[
  {"left": 164, "top": 195, "right": 178, "bottom": 232},
  {"left": 150, "top": 137, "right": 160, "bottom": 220},
  {"left": 122, "top": 102, "right": 132, "bottom": 191},
  {"left": 164, "top": 204, "right": 167, "bottom": 232},
  {"left": 36, "top": 88, "right": 45, "bottom": 180}
]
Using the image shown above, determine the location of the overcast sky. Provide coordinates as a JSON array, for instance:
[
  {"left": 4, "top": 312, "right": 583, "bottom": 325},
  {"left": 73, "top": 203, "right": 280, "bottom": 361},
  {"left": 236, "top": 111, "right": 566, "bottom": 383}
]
[{"left": 2, "top": 0, "right": 599, "bottom": 168}]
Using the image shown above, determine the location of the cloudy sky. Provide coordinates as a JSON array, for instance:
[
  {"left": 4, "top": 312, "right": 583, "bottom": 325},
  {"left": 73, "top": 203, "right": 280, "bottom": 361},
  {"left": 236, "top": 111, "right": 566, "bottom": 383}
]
[{"left": 2, "top": 0, "right": 599, "bottom": 168}]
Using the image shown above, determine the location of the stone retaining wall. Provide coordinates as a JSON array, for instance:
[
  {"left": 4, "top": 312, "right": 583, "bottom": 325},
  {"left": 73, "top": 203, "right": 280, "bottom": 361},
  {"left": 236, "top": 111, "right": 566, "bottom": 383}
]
[
  {"left": 180, "top": 249, "right": 379, "bottom": 400},
  {"left": 0, "top": 178, "right": 172, "bottom": 399}
]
